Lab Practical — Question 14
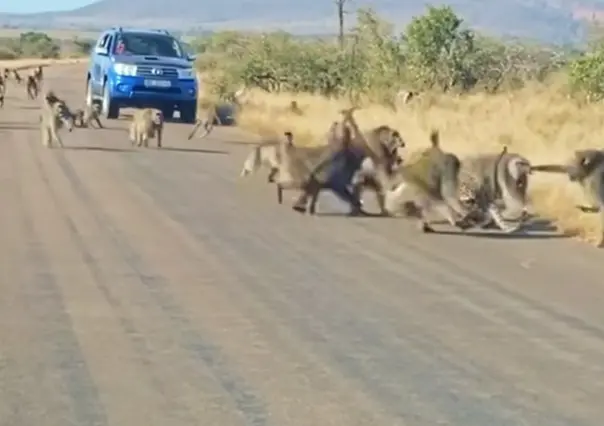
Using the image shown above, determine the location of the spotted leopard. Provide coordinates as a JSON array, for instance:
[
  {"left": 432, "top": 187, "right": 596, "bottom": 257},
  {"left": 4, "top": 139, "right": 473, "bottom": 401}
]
[{"left": 457, "top": 161, "right": 519, "bottom": 232}]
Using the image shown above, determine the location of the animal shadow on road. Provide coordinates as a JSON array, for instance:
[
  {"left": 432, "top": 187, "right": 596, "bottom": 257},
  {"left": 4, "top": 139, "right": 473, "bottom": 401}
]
[
  {"left": 435, "top": 218, "right": 568, "bottom": 240},
  {"left": 0, "top": 124, "right": 37, "bottom": 131},
  {"left": 222, "top": 140, "right": 261, "bottom": 146},
  {"left": 159, "top": 147, "right": 229, "bottom": 155},
  {"left": 81, "top": 126, "right": 126, "bottom": 132},
  {"left": 314, "top": 211, "right": 385, "bottom": 219},
  {"left": 118, "top": 110, "right": 237, "bottom": 125},
  {"left": 63, "top": 146, "right": 136, "bottom": 153}
]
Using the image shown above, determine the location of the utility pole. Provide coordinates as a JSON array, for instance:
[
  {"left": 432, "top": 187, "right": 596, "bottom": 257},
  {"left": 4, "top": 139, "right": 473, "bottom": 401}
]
[{"left": 335, "top": 0, "right": 349, "bottom": 49}]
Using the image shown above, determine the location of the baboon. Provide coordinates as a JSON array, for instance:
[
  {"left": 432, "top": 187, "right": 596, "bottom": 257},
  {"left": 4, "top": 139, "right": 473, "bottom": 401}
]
[
  {"left": 188, "top": 87, "right": 247, "bottom": 140},
  {"left": 0, "top": 75, "right": 5, "bottom": 108},
  {"left": 240, "top": 110, "right": 405, "bottom": 214},
  {"left": 129, "top": 108, "right": 164, "bottom": 148},
  {"left": 298, "top": 109, "right": 406, "bottom": 215},
  {"left": 273, "top": 131, "right": 300, "bottom": 204},
  {"left": 241, "top": 130, "right": 333, "bottom": 211},
  {"left": 39, "top": 92, "right": 74, "bottom": 148},
  {"left": 288, "top": 108, "right": 382, "bottom": 216},
  {"left": 289, "top": 100, "right": 303, "bottom": 115},
  {"left": 11, "top": 69, "right": 21, "bottom": 84},
  {"left": 26, "top": 75, "right": 38, "bottom": 99},
  {"left": 493, "top": 148, "right": 533, "bottom": 220},
  {"left": 33, "top": 66, "right": 43, "bottom": 85},
  {"left": 459, "top": 147, "right": 533, "bottom": 226},
  {"left": 73, "top": 104, "right": 103, "bottom": 129},
  {"left": 240, "top": 138, "right": 286, "bottom": 182},
  {"left": 2, "top": 68, "right": 9, "bottom": 80},
  {"left": 397, "top": 90, "right": 419, "bottom": 104},
  {"left": 383, "top": 130, "right": 474, "bottom": 233},
  {"left": 291, "top": 118, "right": 367, "bottom": 215},
  {"left": 532, "top": 149, "right": 604, "bottom": 247}
]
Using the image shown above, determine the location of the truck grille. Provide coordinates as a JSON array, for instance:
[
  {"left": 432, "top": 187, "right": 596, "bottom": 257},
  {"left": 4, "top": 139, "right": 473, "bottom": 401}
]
[{"left": 136, "top": 65, "right": 178, "bottom": 78}]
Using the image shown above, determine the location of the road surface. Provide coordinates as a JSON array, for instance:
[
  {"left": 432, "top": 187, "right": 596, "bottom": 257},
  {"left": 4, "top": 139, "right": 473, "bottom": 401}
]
[{"left": 1, "top": 64, "right": 603, "bottom": 426}]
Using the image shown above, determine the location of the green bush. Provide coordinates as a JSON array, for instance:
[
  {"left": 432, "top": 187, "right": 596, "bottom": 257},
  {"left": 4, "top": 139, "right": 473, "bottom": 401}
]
[
  {"left": 0, "top": 45, "right": 18, "bottom": 60},
  {"left": 18, "top": 32, "right": 60, "bottom": 58},
  {"left": 72, "top": 37, "right": 94, "bottom": 56},
  {"left": 191, "top": 5, "right": 599, "bottom": 104},
  {"left": 0, "top": 31, "right": 90, "bottom": 60}
]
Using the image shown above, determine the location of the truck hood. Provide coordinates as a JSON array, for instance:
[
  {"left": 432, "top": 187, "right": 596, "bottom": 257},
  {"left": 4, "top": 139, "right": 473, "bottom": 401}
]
[{"left": 111, "top": 55, "right": 192, "bottom": 69}]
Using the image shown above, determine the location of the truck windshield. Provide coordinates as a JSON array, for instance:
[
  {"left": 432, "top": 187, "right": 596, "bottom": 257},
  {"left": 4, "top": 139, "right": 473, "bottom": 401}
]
[{"left": 114, "top": 33, "right": 184, "bottom": 58}]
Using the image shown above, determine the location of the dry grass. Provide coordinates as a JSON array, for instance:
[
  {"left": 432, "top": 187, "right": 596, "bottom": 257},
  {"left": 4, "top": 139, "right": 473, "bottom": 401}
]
[
  {"left": 0, "top": 57, "right": 87, "bottom": 69},
  {"left": 0, "top": 29, "right": 100, "bottom": 41},
  {"left": 235, "top": 78, "right": 604, "bottom": 245}
]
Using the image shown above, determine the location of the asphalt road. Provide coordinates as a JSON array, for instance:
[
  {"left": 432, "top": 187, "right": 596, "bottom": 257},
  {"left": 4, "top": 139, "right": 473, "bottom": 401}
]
[{"left": 1, "top": 64, "right": 604, "bottom": 426}]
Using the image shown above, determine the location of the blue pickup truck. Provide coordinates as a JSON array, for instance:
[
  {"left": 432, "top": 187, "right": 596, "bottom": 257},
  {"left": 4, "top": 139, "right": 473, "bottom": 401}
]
[{"left": 86, "top": 27, "right": 198, "bottom": 123}]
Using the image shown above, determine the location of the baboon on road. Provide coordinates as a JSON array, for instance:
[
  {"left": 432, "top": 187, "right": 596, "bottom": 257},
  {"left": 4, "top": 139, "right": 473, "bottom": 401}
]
[
  {"left": 33, "top": 66, "right": 43, "bottom": 85},
  {"left": 289, "top": 100, "right": 304, "bottom": 115},
  {"left": 532, "top": 149, "right": 604, "bottom": 247},
  {"left": 188, "top": 87, "right": 247, "bottom": 140},
  {"left": 39, "top": 91, "right": 74, "bottom": 148},
  {"left": 292, "top": 108, "right": 406, "bottom": 215},
  {"left": 0, "top": 75, "right": 5, "bottom": 108},
  {"left": 451, "top": 146, "right": 534, "bottom": 233},
  {"left": 289, "top": 117, "right": 368, "bottom": 216},
  {"left": 240, "top": 137, "right": 290, "bottom": 183},
  {"left": 26, "top": 75, "right": 39, "bottom": 99},
  {"left": 240, "top": 110, "right": 405, "bottom": 214},
  {"left": 383, "top": 130, "right": 474, "bottom": 233},
  {"left": 272, "top": 131, "right": 301, "bottom": 204},
  {"left": 490, "top": 147, "right": 533, "bottom": 220},
  {"left": 73, "top": 104, "right": 103, "bottom": 129},
  {"left": 129, "top": 108, "right": 164, "bottom": 148},
  {"left": 11, "top": 69, "right": 21, "bottom": 84},
  {"left": 241, "top": 131, "right": 316, "bottom": 205}
]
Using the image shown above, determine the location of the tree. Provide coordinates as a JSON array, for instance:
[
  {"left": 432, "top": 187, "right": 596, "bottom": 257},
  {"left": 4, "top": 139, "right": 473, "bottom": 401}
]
[
  {"left": 403, "top": 5, "right": 476, "bottom": 91},
  {"left": 335, "top": 0, "right": 350, "bottom": 49}
]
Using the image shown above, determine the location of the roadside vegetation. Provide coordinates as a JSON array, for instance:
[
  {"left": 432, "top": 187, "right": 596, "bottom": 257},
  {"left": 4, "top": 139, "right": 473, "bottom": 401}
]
[
  {"left": 0, "top": 31, "right": 93, "bottom": 60},
  {"left": 191, "top": 6, "right": 604, "bottom": 244}
]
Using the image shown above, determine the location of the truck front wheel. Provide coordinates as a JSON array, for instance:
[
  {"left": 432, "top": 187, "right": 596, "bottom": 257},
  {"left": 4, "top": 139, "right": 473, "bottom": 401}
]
[{"left": 179, "top": 101, "right": 197, "bottom": 124}]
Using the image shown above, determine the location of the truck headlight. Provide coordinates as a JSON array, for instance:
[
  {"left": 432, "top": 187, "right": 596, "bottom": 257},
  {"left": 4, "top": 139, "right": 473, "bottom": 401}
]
[
  {"left": 177, "top": 68, "right": 195, "bottom": 79},
  {"left": 114, "top": 63, "right": 137, "bottom": 76}
]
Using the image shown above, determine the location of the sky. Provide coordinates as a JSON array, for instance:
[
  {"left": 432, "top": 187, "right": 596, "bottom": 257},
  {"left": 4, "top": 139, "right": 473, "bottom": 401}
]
[{"left": 0, "top": 0, "right": 94, "bottom": 14}]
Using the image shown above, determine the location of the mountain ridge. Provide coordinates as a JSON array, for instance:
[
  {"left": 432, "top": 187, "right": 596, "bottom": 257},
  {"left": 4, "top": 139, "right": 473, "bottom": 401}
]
[{"left": 1, "top": 0, "right": 603, "bottom": 44}]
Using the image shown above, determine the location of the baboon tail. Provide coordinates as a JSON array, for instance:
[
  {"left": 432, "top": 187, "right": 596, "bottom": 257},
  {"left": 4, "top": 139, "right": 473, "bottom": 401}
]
[
  {"left": 492, "top": 144, "right": 509, "bottom": 198},
  {"left": 429, "top": 129, "right": 440, "bottom": 148},
  {"left": 530, "top": 164, "right": 569, "bottom": 174},
  {"left": 187, "top": 119, "right": 203, "bottom": 140}
]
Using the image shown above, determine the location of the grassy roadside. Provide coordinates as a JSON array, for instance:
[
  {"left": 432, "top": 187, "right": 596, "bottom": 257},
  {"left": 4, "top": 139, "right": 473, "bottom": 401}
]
[{"left": 233, "top": 83, "right": 603, "bottom": 245}]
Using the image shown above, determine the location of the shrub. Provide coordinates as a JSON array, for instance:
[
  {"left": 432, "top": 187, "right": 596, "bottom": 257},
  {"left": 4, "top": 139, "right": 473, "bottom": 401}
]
[
  {"left": 190, "top": 5, "right": 594, "bottom": 104},
  {"left": 0, "top": 31, "right": 91, "bottom": 60}
]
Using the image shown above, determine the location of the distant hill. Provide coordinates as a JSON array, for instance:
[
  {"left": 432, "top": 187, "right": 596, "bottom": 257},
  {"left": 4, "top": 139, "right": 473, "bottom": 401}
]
[{"left": 1, "top": 0, "right": 604, "bottom": 45}]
